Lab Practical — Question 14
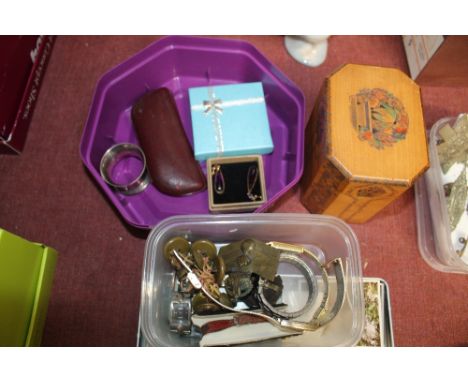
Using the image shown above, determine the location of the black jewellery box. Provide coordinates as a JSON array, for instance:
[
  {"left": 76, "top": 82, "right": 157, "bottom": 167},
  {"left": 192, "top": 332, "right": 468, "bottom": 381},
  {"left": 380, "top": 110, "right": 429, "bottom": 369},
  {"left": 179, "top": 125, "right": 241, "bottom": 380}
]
[{"left": 207, "top": 155, "right": 267, "bottom": 212}]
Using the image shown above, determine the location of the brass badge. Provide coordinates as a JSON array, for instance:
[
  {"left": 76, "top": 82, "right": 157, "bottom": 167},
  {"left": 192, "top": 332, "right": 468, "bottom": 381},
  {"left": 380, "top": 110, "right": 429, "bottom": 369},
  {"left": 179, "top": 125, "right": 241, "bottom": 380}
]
[{"left": 350, "top": 88, "right": 409, "bottom": 150}]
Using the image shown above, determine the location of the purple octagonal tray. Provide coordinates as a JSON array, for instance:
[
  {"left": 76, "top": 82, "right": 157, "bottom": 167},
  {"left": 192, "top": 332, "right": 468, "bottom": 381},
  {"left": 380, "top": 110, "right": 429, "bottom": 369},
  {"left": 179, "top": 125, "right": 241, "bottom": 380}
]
[{"left": 80, "top": 36, "right": 305, "bottom": 229}]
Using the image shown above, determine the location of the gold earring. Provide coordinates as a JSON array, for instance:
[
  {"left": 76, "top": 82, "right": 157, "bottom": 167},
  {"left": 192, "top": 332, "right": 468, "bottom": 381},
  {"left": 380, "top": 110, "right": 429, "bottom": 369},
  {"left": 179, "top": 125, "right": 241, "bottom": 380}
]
[
  {"left": 212, "top": 165, "right": 225, "bottom": 195},
  {"left": 247, "top": 165, "right": 261, "bottom": 201}
]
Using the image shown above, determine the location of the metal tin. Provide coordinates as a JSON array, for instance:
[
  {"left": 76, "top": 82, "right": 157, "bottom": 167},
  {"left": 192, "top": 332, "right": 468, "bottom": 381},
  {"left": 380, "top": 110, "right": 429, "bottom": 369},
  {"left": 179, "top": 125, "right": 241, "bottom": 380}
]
[{"left": 80, "top": 36, "right": 305, "bottom": 229}]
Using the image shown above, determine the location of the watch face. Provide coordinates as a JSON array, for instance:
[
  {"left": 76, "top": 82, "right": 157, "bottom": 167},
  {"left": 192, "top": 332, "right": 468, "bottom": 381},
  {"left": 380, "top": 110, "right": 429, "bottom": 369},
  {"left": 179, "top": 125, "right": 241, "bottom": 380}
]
[
  {"left": 171, "top": 302, "right": 190, "bottom": 320},
  {"left": 169, "top": 296, "right": 192, "bottom": 334}
]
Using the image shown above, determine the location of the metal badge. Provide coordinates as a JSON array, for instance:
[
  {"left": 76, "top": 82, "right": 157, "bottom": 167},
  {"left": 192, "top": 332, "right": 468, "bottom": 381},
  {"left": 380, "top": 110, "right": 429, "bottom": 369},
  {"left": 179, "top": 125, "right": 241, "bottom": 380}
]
[
  {"left": 224, "top": 272, "right": 254, "bottom": 299},
  {"left": 219, "top": 239, "right": 281, "bottom": 281}
]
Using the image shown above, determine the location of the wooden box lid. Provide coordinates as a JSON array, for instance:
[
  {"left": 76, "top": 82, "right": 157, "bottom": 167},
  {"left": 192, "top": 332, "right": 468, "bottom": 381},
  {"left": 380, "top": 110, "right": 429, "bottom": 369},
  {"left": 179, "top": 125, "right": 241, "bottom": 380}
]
[{"left": 327, "top": 64, "right": 429, "bottom": 186}]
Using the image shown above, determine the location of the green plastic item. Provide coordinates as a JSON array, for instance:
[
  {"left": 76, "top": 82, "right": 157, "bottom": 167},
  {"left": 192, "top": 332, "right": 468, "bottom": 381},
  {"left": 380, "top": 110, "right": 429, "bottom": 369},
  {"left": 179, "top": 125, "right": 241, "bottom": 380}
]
[{"left": 0, "top": 228, "right": 57, "bottom": 346}]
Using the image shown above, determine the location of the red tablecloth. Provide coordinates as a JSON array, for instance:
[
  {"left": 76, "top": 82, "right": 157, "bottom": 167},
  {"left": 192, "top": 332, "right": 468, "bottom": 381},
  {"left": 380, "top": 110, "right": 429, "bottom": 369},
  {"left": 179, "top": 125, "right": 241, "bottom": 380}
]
[{"left": 1, "top": 36, "right": 467, "bottom": 346}]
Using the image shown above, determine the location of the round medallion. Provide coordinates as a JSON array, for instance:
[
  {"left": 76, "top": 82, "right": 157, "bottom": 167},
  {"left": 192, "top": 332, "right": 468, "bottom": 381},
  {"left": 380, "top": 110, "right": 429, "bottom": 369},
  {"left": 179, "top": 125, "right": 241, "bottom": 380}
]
[{"left": 350, "top": 88, "right": 409, "bottom": 149}]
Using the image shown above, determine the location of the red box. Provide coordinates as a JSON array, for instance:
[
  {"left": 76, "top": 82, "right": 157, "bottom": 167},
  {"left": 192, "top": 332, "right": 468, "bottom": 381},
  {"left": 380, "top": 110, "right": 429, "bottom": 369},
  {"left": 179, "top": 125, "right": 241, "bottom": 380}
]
[{"left": 0, "top": 36, "right": 55, "bottom": 154}]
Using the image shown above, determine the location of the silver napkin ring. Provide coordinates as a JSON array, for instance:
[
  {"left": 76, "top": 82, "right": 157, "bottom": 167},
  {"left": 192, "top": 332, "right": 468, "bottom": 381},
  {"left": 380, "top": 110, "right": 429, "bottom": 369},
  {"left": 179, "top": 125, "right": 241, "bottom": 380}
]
[{"left": 99, "top": 143, "right": 151, "bottom": 195}]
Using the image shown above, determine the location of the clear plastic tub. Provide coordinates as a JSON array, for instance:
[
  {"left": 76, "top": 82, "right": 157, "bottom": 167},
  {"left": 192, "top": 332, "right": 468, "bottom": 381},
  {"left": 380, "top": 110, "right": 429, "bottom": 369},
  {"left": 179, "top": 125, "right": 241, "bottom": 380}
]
[
  {"left": 140, "top": 213, "right": 364, "bottom": 346},
  {"left": 415, "top": 114, "right": 468, "bottom": 274}
]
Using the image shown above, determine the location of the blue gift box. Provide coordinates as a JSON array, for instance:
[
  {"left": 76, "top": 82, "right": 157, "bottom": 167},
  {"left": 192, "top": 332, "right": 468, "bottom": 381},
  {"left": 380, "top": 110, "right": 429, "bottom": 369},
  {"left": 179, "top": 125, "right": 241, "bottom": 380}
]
[{"left": 189, "top": 82, "right": 274, "bottom": 161}]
